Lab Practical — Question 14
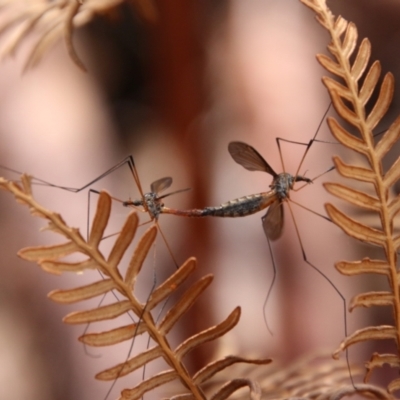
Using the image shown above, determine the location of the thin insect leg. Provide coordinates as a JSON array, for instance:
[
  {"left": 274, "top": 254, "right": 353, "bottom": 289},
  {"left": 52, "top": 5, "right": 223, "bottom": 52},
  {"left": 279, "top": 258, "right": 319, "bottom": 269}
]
[
  {"left": 310, "top": 166, "right": 336, "bottom": 182},
  {"left": 276, "top": 108, "right": 387, "bottom": 179},
  {"left": 101, "top": 218, "right": 160, "bottom": 241},
  {"left": 81, "top": 292, "right": 107, "bottom": 358},
  {"left": 262, "top": 236, "right": 276, "bottom": 335},
  {"left": 103, "top": 248, "right": 159, "bottom": 400},
  {"left": 285, "top": 200, "right": 356, "bottom": 388},
  {"left": 50, "top": 156, "right": 137, "bottom": 193},
  {"left": 86, "top": 189, "right": 93, "bottom": 241},
  {"left": 293, "top": 102, "right": 332, "bottom": 177},
  {"left": 139, "top": 243, "right": 176, "bottom": 385},
  {"left": 0, "top": 165, "right": 58, "bottom": 187},
  {"left": 277, "top": 103, "right": 332, "bottom": 177},
  {"left": 141, "top": 246, "right": 159, "bottom": 381},
  {"left": 155, "top": 221, "right": 180, "bottom": 269},
  {"left": 281, "top": 127, "right": 387, "bottom": 148},
  {"left": 102, "top": 297, "right": 154, "bottom": 400},
  {"left": 289, "top": 199, "right": 331, "bottom": 223},
  {"left": 124, "top": 155, "right": 147, "bottom": 201},
  {"left": 0, "top": 155, "right": 137, "bottom": 193},
  {"left": 276, "top": 135, "right": 338, "bottom": 175}
]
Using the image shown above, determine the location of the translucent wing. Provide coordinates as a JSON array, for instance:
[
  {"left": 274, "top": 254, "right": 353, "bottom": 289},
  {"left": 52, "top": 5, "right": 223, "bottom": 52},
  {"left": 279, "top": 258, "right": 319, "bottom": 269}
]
[
  {"left": 228, "top": 142, "right": 278, "bottom": 177},
  {"left": 151, "top": 177, "right": 172, "bottom": 194},
  {"left": 262, "top": 200, "right": 284, "bottom": 241}
]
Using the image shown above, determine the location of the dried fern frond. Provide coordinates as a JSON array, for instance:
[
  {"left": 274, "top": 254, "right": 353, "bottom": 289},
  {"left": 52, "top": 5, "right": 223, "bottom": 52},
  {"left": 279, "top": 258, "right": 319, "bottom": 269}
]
[
  {"left": 0, "top": 174, "right": 270, "bottom": 400},
  {"left": 0, "top": 0, "right": 156, "bottom": 71},
  {"left": 201, "top": 352, "right": 391, "bottom": 400},
  {"left": 301, "top": 0, "right": 400, "bottom": 393}
]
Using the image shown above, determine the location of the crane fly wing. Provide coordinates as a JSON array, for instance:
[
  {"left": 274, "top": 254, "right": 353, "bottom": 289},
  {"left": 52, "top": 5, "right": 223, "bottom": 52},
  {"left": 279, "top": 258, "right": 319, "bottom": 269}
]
[
  {"left": 150, "top": 177, "right": 173, "bottom": 194},
  {"left": 262, "top": 200, "right": 284, "bottom": 241},
  {"left": 228, "top": 142, "right": 278, "bottom": 177}
]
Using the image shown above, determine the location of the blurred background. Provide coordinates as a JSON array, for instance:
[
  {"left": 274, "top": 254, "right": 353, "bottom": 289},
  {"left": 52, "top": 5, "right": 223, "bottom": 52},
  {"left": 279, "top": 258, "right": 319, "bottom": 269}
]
[{"left": 0, "top": 0, "right": 399, "bottom": 399}]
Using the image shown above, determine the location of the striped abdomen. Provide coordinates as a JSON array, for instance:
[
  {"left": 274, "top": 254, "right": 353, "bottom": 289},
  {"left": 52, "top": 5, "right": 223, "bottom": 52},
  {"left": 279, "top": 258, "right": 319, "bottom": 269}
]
[{"left": 162, "top": 191, "right": 276, "bottom": 218}]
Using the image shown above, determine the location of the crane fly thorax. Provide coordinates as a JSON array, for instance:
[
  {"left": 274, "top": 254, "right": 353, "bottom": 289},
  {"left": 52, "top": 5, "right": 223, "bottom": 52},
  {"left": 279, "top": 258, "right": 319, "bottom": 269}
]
[
  {"left": 271, "top": 173, "right": 295, "bottom": 200},
  {"left": 271, "top": 173, "right": 312, "bottom": 200},
  {"left": 125, "top": 192, "right": 163, "bottom": 219},
  {"left": 143, "top": 192, "right": 163, "bottom": 220}
]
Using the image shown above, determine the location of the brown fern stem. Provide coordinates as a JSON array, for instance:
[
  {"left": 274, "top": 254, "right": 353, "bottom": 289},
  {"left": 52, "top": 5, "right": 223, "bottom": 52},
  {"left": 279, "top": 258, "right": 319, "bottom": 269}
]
[{"left": 315, "top": 1, "right": 400, "bottom": 357}]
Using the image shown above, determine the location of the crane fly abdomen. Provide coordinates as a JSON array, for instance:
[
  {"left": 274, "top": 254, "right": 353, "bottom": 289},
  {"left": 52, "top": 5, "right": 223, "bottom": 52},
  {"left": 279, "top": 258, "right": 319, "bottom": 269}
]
[
  {"left": 201, "top": 192, "right": 277, "bottom": 217},
  {"left": 161, "top": 191, "right": 277, "bottom": 218},
  {"left": 159, "top": 171, "right": 312, "bottom": 219}
]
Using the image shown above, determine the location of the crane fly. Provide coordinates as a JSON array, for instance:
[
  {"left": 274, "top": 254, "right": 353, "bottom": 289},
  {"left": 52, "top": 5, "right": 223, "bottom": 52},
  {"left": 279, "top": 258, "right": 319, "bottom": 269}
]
[
  {"left": 124, "top": 142, "right": 312, "bottom": 241},
  {"left": 120, "top": 124, "right": 345, "bottom": 344}
]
